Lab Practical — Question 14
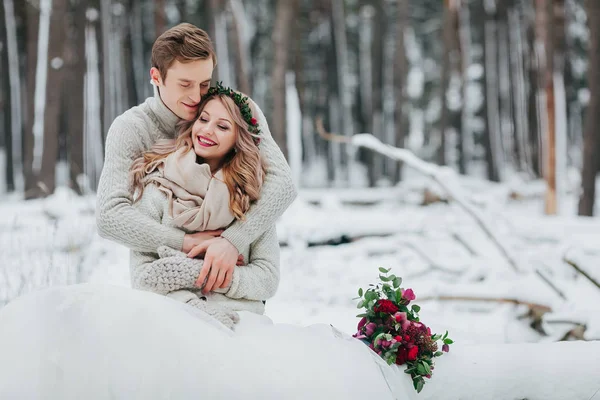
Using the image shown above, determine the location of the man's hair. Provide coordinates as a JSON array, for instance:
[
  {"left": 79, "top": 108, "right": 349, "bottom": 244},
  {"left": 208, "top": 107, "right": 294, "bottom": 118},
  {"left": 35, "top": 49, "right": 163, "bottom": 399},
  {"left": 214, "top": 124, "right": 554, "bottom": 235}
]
[{"left": 151, "top": 23, "right": 217, "bottom": 81}]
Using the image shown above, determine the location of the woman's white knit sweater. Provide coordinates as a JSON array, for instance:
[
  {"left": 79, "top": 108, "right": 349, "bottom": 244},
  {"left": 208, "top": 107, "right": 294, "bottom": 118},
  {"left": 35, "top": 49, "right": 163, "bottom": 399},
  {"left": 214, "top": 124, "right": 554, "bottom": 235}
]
[{"left": 130, "top": 183, "right": 280, "bottom": 314}]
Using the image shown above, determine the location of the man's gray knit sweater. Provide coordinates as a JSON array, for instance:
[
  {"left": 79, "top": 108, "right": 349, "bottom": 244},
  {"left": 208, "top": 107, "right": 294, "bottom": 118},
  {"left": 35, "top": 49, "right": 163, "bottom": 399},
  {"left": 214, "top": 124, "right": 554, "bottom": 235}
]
[{"left": 96, "top": 89, "right": 297, "bottom": 253}]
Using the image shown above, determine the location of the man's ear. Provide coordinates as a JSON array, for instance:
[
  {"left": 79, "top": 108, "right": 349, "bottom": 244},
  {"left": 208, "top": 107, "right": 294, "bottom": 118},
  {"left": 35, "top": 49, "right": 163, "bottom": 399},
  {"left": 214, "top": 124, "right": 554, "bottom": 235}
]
[{"left": 150, "top": 67, "right": 162, "bottom": 86}]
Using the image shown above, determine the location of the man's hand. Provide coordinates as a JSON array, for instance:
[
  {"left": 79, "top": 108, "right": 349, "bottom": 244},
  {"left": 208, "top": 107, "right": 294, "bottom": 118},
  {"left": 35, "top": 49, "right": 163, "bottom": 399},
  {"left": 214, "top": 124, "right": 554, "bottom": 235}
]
[
  {"left": 181, "top": 230, "right": 223, "bottom": 253},
  {"left": 189, "top": 237, "right": 240, "bottom": 293}
]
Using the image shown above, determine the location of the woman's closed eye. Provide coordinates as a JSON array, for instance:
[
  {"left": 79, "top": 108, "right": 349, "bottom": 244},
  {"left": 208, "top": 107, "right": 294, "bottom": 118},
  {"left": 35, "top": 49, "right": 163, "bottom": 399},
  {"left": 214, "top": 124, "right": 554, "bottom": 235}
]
[{"left": 218, "top": 125, "right": 230, "bottom": 131}]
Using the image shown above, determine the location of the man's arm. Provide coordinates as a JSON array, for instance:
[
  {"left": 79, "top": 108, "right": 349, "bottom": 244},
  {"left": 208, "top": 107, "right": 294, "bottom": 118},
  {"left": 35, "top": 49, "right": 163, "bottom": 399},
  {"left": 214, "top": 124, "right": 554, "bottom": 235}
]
[
  {"left": 96, "top": 118, "right": 185, "bottom": 252},
  {"left": 220, "top": 100, "right": 298, "bottom": 252}
]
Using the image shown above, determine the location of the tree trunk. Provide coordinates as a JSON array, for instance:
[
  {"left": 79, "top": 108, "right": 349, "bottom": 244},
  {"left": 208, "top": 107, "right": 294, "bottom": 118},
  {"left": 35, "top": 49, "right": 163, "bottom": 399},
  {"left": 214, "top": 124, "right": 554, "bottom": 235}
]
[
  {"left": 508, "top": 1, "right": 531, "bottom": 175},
  {"left": 393, "top": 0, "right": 409, "bottom": 182},
  {"left": 228, "top": 0, "right": 251, "bottom": 96},
  {"left": 271, "top": 0, "right": 297, "bottom": 160},
  {"left": 497, "top": 0, "right": 514, "bottom": 173},
  {"left": 36, "top": 0, "right": 68, "bottom": 196},
  {"left": 534, "top": 0, "right": 557, "bottom": 214},
  {"left": 65, "top": 0, "right": 87, "bottom": 194},
  {"left": 0, "top": 0, "right": 13, "bottom": 192},
  {"left": 457, "top": 0, "right": 471, "bottom": 175},
  {"left": 23, "top": 2, "right": 40, "bottom": 198},
  {"left": 578, "top": 0, "right": 600, "bottom": 216},
  {"left": 3, "top": 0, "right": 23, "bottom": 192},
  {"left": 155, "top": 0, "right": 166, "bottom": 37},
  {"left": 439, "top": 1, "right": 453, "bottom": 167},
  {"left": 368, "top": 0, "right": 385, "bottom": 186},
  {"left": 482, "top": 1, "right": 501, "bottom": 182},
  {"left": 526, "top": 6, "right": 541, "bottom": 177},
  {"left": 331, "top": 0, "right": 353, "bottom": 183}
]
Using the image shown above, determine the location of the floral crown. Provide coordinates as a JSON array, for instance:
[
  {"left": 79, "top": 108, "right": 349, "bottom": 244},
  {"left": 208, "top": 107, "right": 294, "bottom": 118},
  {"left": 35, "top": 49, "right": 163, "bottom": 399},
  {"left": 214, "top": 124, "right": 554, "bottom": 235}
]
[{"left": 205, "top": 81, "right": 261, "bottom": 145}]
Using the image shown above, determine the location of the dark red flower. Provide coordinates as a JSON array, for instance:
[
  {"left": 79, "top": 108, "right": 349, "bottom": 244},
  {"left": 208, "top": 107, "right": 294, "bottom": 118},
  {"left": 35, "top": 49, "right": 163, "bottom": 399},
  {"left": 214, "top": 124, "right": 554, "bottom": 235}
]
[
  {"left": 250, "top": 117, "right": 258, "bottom": 125},
  {"left": 373, "top": 299, "right": 398, "bottom": 314},
  {"left": 407, "top": 346, "right": 419, "bottom": 361},
  {"left": 395, "top": 347, "right": 409, "bottom": 365}
]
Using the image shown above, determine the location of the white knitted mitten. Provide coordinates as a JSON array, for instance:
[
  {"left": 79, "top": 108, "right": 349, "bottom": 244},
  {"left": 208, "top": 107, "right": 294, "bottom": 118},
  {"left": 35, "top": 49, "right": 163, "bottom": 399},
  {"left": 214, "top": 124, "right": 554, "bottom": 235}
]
[
  {"left": 132, "top": 246, "right": 204, "bottom": 294},
  {"left": 186, "top": 297, "right": 240, "bottom": 330},
  {"left": 157, "top": 245, "right": 187, "bottom": 259}
]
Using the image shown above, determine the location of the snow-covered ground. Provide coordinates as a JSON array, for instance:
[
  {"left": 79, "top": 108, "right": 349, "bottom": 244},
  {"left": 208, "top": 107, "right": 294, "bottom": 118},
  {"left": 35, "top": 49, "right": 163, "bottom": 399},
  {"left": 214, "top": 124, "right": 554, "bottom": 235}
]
[
  {"left": 1, "top": 174, "right": 600, "bottom": 398},
  {"left": 2, "top": 174, "right": 599, "bottom": 342}
]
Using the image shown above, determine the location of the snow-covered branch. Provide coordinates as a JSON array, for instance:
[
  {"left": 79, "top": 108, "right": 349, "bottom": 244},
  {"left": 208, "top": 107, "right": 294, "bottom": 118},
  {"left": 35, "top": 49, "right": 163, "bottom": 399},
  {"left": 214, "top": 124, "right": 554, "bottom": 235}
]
[{"left": 350, "top": 133, "right": 522, "bottom": 273}]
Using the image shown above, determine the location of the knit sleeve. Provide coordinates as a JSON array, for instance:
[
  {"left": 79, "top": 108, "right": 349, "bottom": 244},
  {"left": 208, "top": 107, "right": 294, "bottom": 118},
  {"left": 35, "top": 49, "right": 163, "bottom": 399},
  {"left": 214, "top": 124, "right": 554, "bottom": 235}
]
[
  {"left": 220, "top": 100, "right": 298, "bottom": 253},
  {"left": 95, "top": 117, "right": 185, "bottom": 252},
  {"left": 225, "top": 225, "right": 280, "bottom": 300}
]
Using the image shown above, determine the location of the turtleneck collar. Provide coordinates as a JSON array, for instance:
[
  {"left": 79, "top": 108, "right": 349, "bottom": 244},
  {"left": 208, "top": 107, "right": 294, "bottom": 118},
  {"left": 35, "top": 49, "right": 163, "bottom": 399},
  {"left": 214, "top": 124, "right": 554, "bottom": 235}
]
[{"left": 147, "top": 84, "right": 181, "bottom": 138}]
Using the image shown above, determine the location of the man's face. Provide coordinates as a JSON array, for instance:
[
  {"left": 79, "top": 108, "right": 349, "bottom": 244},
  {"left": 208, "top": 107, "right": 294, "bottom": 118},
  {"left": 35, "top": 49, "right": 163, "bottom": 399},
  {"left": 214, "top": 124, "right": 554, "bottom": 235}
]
[{"left": 150, "top": 59, "right": 214, "bottom": 121}]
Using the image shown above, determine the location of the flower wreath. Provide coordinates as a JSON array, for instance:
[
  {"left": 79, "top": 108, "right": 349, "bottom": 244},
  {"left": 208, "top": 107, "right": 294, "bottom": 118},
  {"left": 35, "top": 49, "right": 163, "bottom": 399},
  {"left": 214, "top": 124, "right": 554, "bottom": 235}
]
[{"left": 205, "top": 81, "right": 261, "bottom": 145}]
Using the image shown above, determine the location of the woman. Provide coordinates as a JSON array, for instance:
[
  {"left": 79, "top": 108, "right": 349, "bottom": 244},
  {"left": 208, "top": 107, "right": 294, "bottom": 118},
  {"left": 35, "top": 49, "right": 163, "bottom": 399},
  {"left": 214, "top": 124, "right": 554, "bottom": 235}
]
[{"left": 128, "top": 83, "right": 280, "bottom": 329}]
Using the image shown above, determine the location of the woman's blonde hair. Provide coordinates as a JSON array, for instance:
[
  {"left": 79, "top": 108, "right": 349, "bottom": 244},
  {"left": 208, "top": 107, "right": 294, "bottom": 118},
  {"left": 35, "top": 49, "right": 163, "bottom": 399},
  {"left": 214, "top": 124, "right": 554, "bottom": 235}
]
[{"left": 130, "top": 94, "right": 267, "bottom": 220}]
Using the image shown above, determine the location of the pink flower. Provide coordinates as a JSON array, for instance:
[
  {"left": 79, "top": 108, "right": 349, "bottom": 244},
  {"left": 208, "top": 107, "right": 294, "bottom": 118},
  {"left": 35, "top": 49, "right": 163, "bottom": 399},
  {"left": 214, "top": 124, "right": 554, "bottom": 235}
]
[
  {"left": 402, "top": 288, "right": 416, "bottom": 301},
  {"left": 401, "top": 319, "right": 411, "bottom": 330},
  {"left": 364, "top": 322, "right": 377, "bottom": 337},
  {"left": 394, "top": 312, "right": 407, "bottom": 323},
  {"left": 357, "top": 317, "right": 367, "bottom": 330},
  {"left": 442, "top": 344, "right": 450, "bottom": 353}
]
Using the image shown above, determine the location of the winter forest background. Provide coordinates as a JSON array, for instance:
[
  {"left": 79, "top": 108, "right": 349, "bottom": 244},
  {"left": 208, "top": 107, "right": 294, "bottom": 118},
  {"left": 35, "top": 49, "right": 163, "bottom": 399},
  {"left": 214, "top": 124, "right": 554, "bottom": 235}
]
[
  {"left": 0, "top": 0, "right": 598, "bottom": 215},
  {"left": 1, "top": 2, "right": 600, "bottom": 394}
]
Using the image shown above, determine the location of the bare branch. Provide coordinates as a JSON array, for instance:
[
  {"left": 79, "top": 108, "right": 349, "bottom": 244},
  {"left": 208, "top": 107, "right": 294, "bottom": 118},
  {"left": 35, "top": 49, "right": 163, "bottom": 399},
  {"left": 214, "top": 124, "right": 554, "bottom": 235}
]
[
  {"left": 316, "top": 119, "right": 522, "bottom": 273},
  {"left": 563, "top": 249, "right": 600, "bottom": 291},
  {"left": 419, "top": 295, "right": 552, "bottom": 313}
]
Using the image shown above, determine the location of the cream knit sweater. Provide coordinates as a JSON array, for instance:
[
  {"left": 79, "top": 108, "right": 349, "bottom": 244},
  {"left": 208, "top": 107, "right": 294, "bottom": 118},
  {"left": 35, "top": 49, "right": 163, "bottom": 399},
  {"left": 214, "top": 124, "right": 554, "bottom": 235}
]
[
  {"left": 96, "top": 88, "right": 297, "bottom": 253},
  {"left": 130, "top": 183, "right": 280, "bottom": 314}
]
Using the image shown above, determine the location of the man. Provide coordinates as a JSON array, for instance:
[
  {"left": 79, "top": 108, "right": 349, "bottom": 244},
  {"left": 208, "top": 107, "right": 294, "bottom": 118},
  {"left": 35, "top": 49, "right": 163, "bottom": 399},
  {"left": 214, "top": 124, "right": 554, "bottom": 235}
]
[{"left": 96, "top": 23, "right": 296, "bottom": 294}]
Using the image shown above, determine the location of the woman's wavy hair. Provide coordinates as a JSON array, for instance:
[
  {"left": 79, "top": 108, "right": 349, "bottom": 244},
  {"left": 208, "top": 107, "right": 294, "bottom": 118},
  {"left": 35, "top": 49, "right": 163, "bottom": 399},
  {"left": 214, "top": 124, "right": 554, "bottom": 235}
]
[{"left": 130, "top": 94, "right": 267, "bottom": 220}]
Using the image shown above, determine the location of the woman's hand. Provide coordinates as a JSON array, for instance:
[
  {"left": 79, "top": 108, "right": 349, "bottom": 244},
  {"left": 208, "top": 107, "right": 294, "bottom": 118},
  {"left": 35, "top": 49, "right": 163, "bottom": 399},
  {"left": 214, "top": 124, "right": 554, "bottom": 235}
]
[{"left": 181, "top": 230, "right": 224, "bottom": 253}]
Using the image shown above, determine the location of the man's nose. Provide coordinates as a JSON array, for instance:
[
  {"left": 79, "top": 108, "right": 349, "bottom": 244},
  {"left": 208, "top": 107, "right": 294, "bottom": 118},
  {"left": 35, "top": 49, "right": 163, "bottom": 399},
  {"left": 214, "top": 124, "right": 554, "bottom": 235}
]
[{"left": 189, "top": 87, "right": 201, "bottom": 104}]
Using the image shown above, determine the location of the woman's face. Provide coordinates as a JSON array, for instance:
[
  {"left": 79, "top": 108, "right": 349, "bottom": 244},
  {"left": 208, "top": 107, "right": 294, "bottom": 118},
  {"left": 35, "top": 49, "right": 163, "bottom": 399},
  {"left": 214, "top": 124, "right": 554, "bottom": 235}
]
[{"left": 191, "top": 98, "right": 238, "bottom": 169}]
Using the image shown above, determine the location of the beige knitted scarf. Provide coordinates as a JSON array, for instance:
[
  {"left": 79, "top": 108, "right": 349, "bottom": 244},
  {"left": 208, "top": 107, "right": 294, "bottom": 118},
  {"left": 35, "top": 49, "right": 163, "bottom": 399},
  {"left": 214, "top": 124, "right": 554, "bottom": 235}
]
[{"left": 145, "top": 147, "right": 235, "bottom": 231}]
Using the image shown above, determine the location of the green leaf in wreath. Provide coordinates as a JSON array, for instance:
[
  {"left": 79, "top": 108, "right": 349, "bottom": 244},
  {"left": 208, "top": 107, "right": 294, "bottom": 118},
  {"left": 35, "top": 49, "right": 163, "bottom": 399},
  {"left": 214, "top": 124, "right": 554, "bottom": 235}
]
[
  {"left": 444, "top": 338, "right": 454, "bottom": 345},
  {"left": 358, "top": 288, "right": 363, "bottom": 297}
]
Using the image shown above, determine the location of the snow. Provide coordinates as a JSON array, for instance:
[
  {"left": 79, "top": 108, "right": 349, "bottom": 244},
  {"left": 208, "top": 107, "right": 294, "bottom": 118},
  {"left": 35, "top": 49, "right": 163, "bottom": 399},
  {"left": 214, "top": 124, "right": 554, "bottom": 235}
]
[
  {"left": 0, "top": 284, "right": 415, "bottom": 399},
  {"left": 1, "top": 174, "right": 600, "bottom": 398}
]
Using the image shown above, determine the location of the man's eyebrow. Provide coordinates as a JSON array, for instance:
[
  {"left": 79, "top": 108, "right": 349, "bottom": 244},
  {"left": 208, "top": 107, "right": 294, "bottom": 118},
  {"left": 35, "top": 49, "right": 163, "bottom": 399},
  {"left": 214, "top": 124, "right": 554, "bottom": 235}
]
[
  {"left": 201, "top": 79, "right": 211, "bottom": 84},
  {"left": 178, "top": 78, "right": 193, "bottom": 83}
]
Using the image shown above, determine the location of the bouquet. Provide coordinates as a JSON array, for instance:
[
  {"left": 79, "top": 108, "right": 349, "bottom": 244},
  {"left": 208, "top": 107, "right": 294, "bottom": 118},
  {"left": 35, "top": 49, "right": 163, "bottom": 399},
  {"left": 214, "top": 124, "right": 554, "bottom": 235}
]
[{"left": 353, "top": 268, "right": 452, "bottom": 393}]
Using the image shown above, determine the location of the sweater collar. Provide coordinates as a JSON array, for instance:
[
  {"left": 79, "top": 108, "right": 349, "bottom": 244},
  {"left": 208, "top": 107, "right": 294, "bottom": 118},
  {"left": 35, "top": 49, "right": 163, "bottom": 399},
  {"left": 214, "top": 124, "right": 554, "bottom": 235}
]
[{"left": 147, "top": 84, "right": 181, "bottom": 138}]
